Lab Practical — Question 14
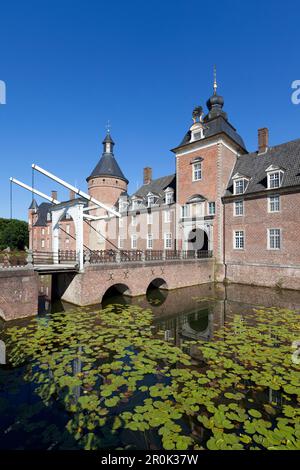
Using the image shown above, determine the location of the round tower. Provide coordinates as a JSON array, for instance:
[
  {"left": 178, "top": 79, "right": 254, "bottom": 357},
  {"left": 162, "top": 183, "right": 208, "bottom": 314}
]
[{"left": 86, "top": 132, "right": 128, "bottom": 209}]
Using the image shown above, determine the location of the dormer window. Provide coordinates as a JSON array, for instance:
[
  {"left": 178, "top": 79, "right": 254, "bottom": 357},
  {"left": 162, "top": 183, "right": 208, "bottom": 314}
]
[
  {"left": 164, "top": 187, "right": 174, "bottom": 205},
  {"left": 234, "top": 179, "right": 247, "bottom": 195},
  {"left": 147, "top": 192, "right": 157, "bottom": 207},
  {"left": 232, "top": 173, "right": 250, "bottom": 195},
  {"left": 266, "top": 165, "right": 284, "bottom": 190}
]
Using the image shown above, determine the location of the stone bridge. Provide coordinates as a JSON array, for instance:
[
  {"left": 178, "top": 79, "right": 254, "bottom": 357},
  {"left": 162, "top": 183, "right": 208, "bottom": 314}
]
[
  {"left": 54, "top": 257, "right": 214, "bottom": 306},
  {"left": 0, "top": 254, "right": 215, "bottom": 321}
]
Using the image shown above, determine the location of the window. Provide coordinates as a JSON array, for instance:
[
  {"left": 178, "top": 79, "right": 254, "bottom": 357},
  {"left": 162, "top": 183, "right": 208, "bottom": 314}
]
[
  {"left": 208, "top": 202, "right": 216, "bottom": 215},
  {"left": 118, "top": 236, "right": 124, "bottom": 249},
  {"left": 164, "top": 232, "right": 172, "bottom": 249},
  {"left": 234, "top": 179, "right": 247, "bottom": 195},
  {"left": 132, "top": 215, "right": 137, "bottom": 226},
  {"left": 47, "top": 213, "right": 51, "bottom": 222},
  {"left": 234, "top": 200, "right": 244, "bottom": 216},
  {"left": 147, "top": 233, "right": 153, "bottom": 249},
  {"left": 164, "top": 210, "right": 171, "bottom": 223},
  {"left": 119, "top": 217, "right": 124, "bottom": 228},
  {"left": 147, "top": 212, "right": 153, "bottom": 225},
  {"left": 65, "top": 238, "right": 70, "bottom": 246},
  {"left": 268, "top": 172, "right": 281, "bottom": 189},
  {"left": 66, "top": 224, "right": 70, "bottom": 234},
  {"left": 119, "top": 201, "right": 127, "bottom": 212},
  {"left": 131, "top": 234, "right": 137, "bottom": 249},
  {"left": 147, "top": 195, "right": 155, "bottom": 207},
  {"left": 269, "top": 195, "right": 280, "bottom": 212},
  {"left": 66, "top": 214, "right": 71, "bottom": 220},
  {"left": 268, "top": 228, "right": 281, "bottom": 249},
  {"left": 47, "top": 226, "right": 50, "bottom": 235},
  {"left": 193, "top": 162, "right": 202, "bottom": 181},
  {"left": 181, "top": 205, "right": 190, "bottom": 218},
  {"left": 234, "top": 231, "right": 244, "bottom": 249},
  {"left": 165, "top": 192, "right": 173, "bottom": 204},
  {"left": 41, "top": 239, "right": 45, "bottom": 248},
  {"left": 41, "top": 228, "right": 45, "bottom": 235}
]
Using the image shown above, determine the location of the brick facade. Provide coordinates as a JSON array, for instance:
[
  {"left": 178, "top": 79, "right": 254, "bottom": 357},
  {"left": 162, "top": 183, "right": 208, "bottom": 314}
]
[{"left": 29, "top": 84, "right": 300, "bottom": 290}]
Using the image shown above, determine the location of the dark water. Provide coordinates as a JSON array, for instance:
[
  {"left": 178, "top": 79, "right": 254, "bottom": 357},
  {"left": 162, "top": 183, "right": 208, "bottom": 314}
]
[{"left": 0, "top": 282, "right": 300, "bottom": 450}]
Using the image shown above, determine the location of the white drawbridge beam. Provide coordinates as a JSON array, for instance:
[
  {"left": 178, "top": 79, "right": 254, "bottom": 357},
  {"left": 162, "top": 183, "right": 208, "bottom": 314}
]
[
  {"left": 10, "top": 178, "right": 60, "bottom": 204},
  {"left": 10, "top": 177, "right": 103, "bottom": 221},
  {"left": 32, "top": 164, "right": 120, "bottom": 218}
]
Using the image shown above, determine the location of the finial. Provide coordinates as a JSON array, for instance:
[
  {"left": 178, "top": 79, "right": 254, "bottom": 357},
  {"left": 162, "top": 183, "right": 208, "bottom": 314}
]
[
  {"left": 213, "top": 64, "right": 217, "bottom": 96},
  {"left": 105, "top": 120, "right": 111, "bottom": 134}
]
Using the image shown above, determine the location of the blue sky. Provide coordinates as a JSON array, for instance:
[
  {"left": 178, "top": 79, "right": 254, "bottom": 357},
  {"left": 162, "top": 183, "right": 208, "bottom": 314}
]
[{"left": 0, "top": 0, "right": 299, "bottom": 220}]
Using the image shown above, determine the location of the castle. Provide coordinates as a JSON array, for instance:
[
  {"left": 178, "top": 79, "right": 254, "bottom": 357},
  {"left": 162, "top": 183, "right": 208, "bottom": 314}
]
[{"left": 29, "top": 78, "right": 300, "bottom": 290}]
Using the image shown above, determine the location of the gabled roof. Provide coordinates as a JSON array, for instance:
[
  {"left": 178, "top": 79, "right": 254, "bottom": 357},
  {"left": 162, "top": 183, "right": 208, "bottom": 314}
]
[
  {"left": 225, "top": 138, "right": 300, "bottom": 196},
  {"left": 28, "top": 198, "right": 38, "bottom": 210},
  {"left": 87, "top": 153, "right": 128, "bottom": 183},
  {"left": 133, "top": 174, "right": 176, "bottom": 202},
  {"left": 175, "top": 115, "right": 246, "bottom": 152}
]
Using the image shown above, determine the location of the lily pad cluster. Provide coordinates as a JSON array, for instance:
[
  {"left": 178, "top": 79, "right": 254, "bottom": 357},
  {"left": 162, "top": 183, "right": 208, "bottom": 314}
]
[{"left": 2, "top": 303, "right": 300, "bottom": 450}]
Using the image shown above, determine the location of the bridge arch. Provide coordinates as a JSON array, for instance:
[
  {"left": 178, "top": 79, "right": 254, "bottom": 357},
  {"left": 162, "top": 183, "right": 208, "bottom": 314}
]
[
  {"left": 147, "top": 278, "right": 168, "bottom": 290},
  {"left": 101, "top": 283, "right": 131, "bottom": 303}
]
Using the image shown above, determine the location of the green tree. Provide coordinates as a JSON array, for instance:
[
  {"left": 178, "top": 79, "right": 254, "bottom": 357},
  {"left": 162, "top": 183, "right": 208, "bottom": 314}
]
[{"left": 0, "top": 218, "right": 29, "bottom": 250}]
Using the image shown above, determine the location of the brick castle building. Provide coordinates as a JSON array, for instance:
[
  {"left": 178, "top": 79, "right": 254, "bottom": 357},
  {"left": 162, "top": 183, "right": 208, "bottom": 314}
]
[{"left": 29, "top": 79, "right": 300, "bottom": 290}]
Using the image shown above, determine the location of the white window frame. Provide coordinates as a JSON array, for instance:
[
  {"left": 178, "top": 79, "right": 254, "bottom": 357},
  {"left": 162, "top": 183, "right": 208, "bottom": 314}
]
[
  {"left": 234, "top": 200, "right": 244, "bottom": 216},
  {"left": 118, "top": 235, "right": 124, "bottom": 249},
  {"left": 268, "top": 195, "right": 280, "bottom": 213},
  {"left": 267, "top": 171, "right": 283, "bottom": 190},
  {"left": 208, "top": 201, "right": 215, "bottom": 216},
  {"left": 66, "top": 224, "right": 70, "bottom": 234},
  {"left": 41, "top": 239, "right": 45, "bottom": 248},
  {"left": 164, "top": 210, "right": 171, "bottom": 223},
  {"left": 147, "top": 195, "right": 155, "bottom": 207},
  {"left": 165, "top": 191, "right": 173, "bottom": 205},
  {"left": 131, "top": 234, "right": 137, "bottom": 249},
  {"left": 192, "top": 162, "right": 202, "bottom": 181},
  {"left": 131, "top": 215, "right": 137, "bottom": 227},
  {"left": 234, "top": 179, "right": 247, "bottom": 195},
  {"left": 181, "top": 205, "right": 190, "bottom": 218},
  {"left": 233, "top": 230, "right": 244, "bottom": 250},
  {"left": 41, "top": 228, "right": 45, "bottom": 236},
  {"left": 147, "top": 212, "right": 153, "bottom": 225},
  {"left": 65, "top": 238, "right": 70, "bottom": 246},
  {"left": 268, "top": 228, "right": 281, "bottom": 250},
  {"left": 164, "top": 232, "right": 172, "bottom": 249},
  {"left": 147, "top": 233, "right": 153, "bottom": 250}
]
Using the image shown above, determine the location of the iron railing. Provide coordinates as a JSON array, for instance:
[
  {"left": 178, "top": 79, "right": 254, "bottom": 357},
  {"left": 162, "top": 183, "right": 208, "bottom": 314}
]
[
  {"left": 32, "top": 250, "right": 78, "bottom": 265},
  {"left": 86, "top": 249, "right": 213, "bottom": 264}
]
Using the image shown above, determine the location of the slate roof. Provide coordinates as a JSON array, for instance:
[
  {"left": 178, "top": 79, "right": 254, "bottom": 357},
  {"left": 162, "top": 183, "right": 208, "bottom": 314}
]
[
  {"left": 176, "top": 115, "right": 246, "bottom": 151},
  {"left": 133, "top": 174, "right": 176, "bottom": 205},
  {"left": 33, "top": 202, "right": 51, "bottom": 226},
  {"left": 87, "top": 152, "right": 128, "bottom": 183},
  {"left": 225, "top": 138, "right": 300, "bottom": 196},
  {"left": 28, "top": 198, "right": 38, "bottom": 210}
]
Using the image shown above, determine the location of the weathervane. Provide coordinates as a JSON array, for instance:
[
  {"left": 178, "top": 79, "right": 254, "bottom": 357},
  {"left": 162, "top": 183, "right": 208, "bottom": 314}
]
[
  {"left": 105, "top": 120, "right": 111, "bottom": 134},
  {"left": 213, "top": 64, "right": 217, "bottom": 95}
]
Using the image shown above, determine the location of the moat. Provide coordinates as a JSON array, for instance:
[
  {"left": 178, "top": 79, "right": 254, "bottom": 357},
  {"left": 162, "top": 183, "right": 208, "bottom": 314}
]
[{"left": 0, "top": 282, "right": 299, "bottom": 450}]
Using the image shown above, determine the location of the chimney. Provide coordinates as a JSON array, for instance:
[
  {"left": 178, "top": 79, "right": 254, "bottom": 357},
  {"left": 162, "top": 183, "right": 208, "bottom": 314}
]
[
  {"left": 69, "top": 190, "right": 75, "bottom": 200},
  {"left": 51, "top": 190, "right": 57, "bottom": 201},
  {"left": 143, "top": 167, "right": 152, "bottom": 185},
  {"left": 258, "top": 128, "right": 269, "bottom": 153}
]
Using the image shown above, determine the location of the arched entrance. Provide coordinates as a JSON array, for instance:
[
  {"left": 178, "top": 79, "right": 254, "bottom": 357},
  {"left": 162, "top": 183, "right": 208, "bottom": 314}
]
[{"left": 187, "top": 228, "right": 208, "bottom": 251}]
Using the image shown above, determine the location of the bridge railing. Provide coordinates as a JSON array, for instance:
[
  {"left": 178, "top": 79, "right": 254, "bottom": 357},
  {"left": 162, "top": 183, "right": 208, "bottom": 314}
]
[
  {"left": 85, "top": 249, "right": 213, "bottom": 265},
  {"left": 33, "top": 250, "right": 78, "bottom": 265}
]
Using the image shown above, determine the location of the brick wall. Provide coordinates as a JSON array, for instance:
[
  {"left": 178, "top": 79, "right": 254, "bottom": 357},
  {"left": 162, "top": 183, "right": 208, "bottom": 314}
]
[
  {"left": 0, "top": 268, "right": 38, "bottom": 321},
  {"left": 224, "top": 191, "right": 300, "bottom": 289}
]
